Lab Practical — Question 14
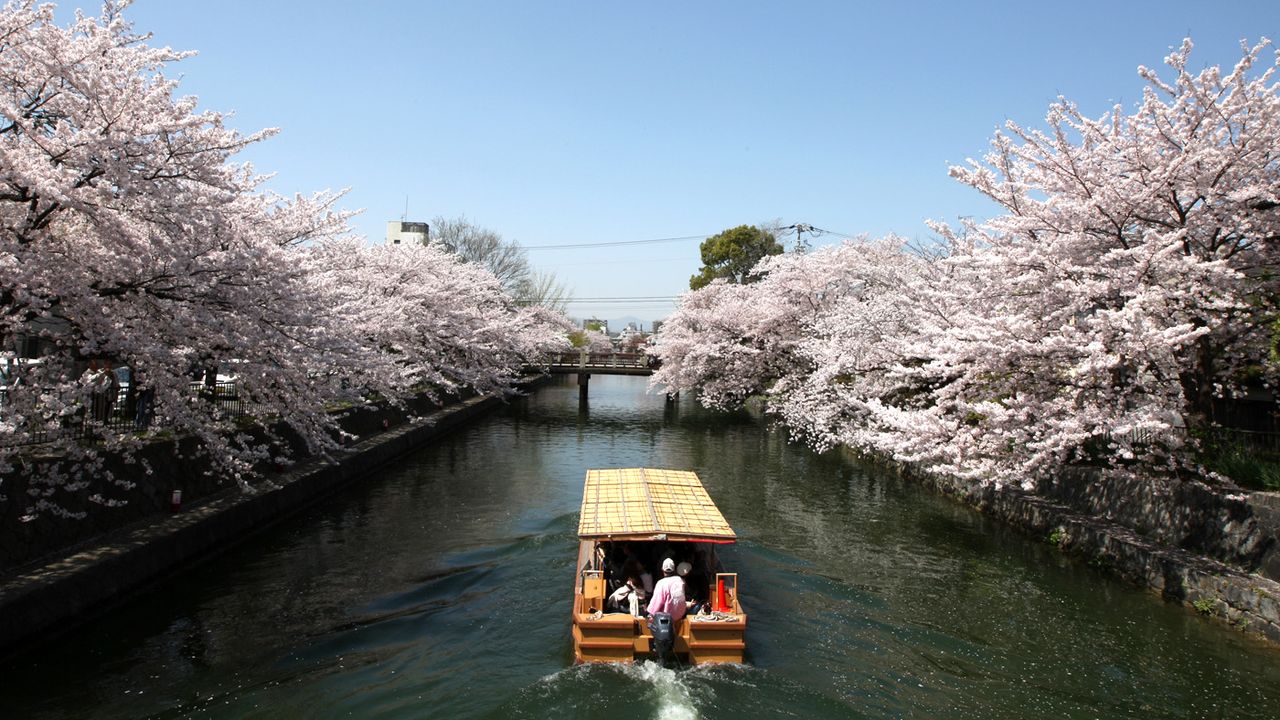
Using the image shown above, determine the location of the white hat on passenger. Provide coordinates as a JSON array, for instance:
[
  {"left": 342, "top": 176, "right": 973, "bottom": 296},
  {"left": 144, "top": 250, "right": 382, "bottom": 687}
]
[
  {"left": 662, "top": 557, "right": 675, "bottom": 573},
  {"left": 677, "top": 562, "right": 692, "bottom": 577}
]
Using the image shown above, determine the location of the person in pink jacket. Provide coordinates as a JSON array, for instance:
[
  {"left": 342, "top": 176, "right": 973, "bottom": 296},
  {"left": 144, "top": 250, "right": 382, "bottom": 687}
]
[{"left": 646, "top": 557, "right": 687, "bottom": 621}]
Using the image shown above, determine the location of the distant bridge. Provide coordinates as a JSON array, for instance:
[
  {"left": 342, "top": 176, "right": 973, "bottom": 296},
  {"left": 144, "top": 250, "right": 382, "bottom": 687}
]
[
  {"left": 538, "top": 351, "right": 656, "bottom": 399},
  {"left": 541, "top": 351, "right": 654, "bottom": 376}
]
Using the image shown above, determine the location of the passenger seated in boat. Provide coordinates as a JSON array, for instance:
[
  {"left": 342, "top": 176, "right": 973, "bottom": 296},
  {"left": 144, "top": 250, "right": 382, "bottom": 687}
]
[
  {"left": 604, "top": 544, "right": 627, "bottom": 591},
  {"left": 624, "top": 543, "right": 655, "bottom": 589},
  {"left": 607, "top": 575, "right": 645, "bottom": 616},
  {"left": 647, "top": 558, "right": 688, "bottom": 622},
  {"left": 623, "top": 557, "right": 653, "bottom": 596},
  {"left": 677, "top": 561, "right": 709, "bottom": 614}
]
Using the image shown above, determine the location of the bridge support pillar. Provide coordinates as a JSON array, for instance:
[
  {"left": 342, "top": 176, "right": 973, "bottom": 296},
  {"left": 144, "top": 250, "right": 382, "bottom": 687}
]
[{"left": 578, "top": 372, "right": 590, "bottom": 401}]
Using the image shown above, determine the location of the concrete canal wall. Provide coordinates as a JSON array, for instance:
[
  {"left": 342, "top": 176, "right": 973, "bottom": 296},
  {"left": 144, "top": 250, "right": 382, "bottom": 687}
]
[
  {"left": 0, "top": 379, "right": 550, "bottom": 657},
  {"left": 0, "top": 389, "right": 489, "bottom": 572},
  {"left": 880, "top": 454, "right": 1280, "bottom": 644}
]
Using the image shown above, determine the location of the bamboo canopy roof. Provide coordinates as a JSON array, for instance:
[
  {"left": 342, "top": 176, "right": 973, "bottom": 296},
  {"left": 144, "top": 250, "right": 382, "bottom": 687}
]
[{"left": 577, "top": 468, "right": 737, "bottom": 542}]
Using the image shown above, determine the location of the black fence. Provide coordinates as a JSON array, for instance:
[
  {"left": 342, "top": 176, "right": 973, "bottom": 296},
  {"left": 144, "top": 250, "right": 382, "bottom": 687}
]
[
  {"left": 1203, "top": 428, "right": 1280, "bottom": 457},
  {"left": 0, "top": 381, "right": 243, "bottom": 448},
  {"left": 1099, "top": 425, "right": 1280, "bottom": 459}
]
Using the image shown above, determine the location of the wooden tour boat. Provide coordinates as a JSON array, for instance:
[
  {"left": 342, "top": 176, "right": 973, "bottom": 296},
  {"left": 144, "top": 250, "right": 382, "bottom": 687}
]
[{"left": 571, "top": 468, "right": 747, "bottom": 665}]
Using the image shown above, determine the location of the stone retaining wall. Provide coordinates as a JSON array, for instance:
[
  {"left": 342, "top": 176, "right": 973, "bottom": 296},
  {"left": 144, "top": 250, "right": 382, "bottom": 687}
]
[
  {"left": 0, "top": 390, "right": 471, "bottom": 574},
  {"left": 0, "top": 380, "right": 547, "bottom": 657},
  {"left": 885, "top": 456, "right": 1280, "bottom": 644},
  {"left": 1035, "top": 468, "right": 1278, "bottom": 572}
]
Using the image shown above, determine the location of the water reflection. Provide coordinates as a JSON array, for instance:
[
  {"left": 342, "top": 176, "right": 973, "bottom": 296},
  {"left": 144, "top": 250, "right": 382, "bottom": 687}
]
[{"left": 3, "top": 374, "right": 1279, "bottom": 719}]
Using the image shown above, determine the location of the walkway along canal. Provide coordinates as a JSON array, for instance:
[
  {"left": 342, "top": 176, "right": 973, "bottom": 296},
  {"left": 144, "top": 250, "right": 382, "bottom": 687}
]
[{"left": 4, "top": 374, "right": 1280, "bottom": 718}]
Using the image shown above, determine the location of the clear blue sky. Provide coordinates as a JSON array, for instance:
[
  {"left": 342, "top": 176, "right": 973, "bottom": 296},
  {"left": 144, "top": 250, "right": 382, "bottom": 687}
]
[{"left": 90, "top": 1, "right": 1280, "bottom": 325}]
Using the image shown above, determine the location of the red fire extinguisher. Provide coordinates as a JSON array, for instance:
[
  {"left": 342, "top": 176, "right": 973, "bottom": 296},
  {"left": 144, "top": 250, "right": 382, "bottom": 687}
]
[{"left": 170, "top": 489, "right": 182, "bottom": 513}]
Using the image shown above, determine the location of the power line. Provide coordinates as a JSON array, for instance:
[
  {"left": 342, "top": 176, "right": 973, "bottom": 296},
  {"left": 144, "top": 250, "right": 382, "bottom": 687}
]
[
  {"left": 565, "top": 298, "right": 679, "bottom": 304},
  {"left": 817, "top": 228, "right": 858, "bottom": 239},
  {"left": 567, "top": 296, "right": 678, "bottom": 300},
  {"left": 519, "top": 234, "right": 711, "bottom": 251},
  {"left": 520, "top": 225, "right": 859, "bottom": 252},
  {"left": 539, "top": 255, "right": 693, "bottom": 268},
  {"left": 516, "top": 296, "right": 681, "bottom": 306}
]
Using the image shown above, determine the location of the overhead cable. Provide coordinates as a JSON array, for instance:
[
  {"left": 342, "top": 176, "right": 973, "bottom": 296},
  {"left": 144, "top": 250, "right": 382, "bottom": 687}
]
[
  {"left": 522, "top": 234, "right": 709, "bottom": 251},
  {"left": 522, "top": 225, "right": 859, "bottom": 251},
  {"left": 515, "top": 296, "right": 680, "bottom": 306}
]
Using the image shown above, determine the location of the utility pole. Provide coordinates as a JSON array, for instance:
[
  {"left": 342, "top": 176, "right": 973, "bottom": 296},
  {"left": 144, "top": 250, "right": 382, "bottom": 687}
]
[{"left": 793, "top": 223, "right": 814, "bottom": 253}]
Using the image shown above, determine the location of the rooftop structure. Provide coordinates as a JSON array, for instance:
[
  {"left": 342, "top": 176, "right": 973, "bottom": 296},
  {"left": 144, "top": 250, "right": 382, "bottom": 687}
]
[{"left": 386, "top": 220, "right": 429, "bottom": 245}]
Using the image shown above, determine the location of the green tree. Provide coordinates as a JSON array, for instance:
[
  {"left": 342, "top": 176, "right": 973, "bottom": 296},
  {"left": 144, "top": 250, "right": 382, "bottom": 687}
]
[{"left": 689, "top": 225, "right": 784, "bottom": 290}]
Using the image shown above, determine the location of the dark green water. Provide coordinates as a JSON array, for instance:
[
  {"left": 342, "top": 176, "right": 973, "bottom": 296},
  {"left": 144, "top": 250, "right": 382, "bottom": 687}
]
[{"left": 5, "top": 375, "right": 1280, "bottom": 719}]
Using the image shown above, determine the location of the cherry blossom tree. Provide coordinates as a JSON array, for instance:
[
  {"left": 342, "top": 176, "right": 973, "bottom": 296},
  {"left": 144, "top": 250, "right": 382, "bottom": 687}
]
[
  {"left": 305, "top": 238, "right": 572, "bottom": 400},
  {"left": 804, "top": 227, "right": 1214, "bottom": 486},
  {"left": 763, "top": 240, "right": 936, "bottom": 454},
  {"left": 652, "top": 279, "right": 795, "bottom": 409},
  {"left": 896, "top": 37, "right": 1280, "bottom": 485},
  {"left": 0, "top": 2, "right": 569, "bottom": 517},
  {"left": 651, "top": 238, "right": 922, "bottom": 410},
  {"left": 656, "top": 39, "right": 1280, "bottom": 489},
  {"left": 579, "top": 328, "right": 613, "bottom": 352},
  {"left": 0, "top": 1, "right": 383, "bottom": 513}
]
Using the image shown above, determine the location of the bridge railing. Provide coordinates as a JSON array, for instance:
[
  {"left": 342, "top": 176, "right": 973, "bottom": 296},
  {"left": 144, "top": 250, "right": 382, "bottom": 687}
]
[{"left": 544, "top": 351, "right": 654, "bottom": 370}]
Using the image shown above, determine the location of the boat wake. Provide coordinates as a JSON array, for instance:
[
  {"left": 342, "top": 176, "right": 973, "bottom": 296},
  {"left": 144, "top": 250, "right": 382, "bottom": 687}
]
[
  {"left": 492, "top": 661, "right": 730, "bottom": 719},
  {"left": 620, "top": 661, "right": 704, "bottom": 720}
]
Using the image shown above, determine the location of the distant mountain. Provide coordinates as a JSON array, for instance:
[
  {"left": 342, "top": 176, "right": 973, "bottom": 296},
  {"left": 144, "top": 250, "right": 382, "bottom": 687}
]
[{"left": 608, "top": 315, "right": 645, "bottom": 332}]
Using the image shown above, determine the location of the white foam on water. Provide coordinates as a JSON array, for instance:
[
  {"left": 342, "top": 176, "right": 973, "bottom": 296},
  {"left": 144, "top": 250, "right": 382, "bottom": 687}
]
[
  {"left": 621, "top": 661, "right": 704, "bottom": 720},
  {"left": 522, "top": 662, "right": 731, "bottom": 719},
  {"left": 683, "top": 661, "right": 760, "bottom": 690}
]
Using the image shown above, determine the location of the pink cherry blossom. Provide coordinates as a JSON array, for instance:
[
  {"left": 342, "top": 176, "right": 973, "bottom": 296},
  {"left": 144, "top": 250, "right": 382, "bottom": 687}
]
[
  {"left": 654, "top": 38, "right": 1280, "bottom": 489},
  {"left": 0, "top": 2, "right": 572, "bottom": 516}
]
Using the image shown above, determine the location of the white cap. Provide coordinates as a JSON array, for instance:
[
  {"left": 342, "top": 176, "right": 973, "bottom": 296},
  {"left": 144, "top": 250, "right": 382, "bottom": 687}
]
[
  {"left": 677, "top": 562, "right": 692, "bottom": 577},
  {"left": 662, "top": 557, "right": 675, "bottom": 573}
]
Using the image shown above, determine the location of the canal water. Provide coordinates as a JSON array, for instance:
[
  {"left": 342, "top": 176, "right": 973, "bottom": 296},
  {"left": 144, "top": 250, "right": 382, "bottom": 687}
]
[{"left": 5, "top": 375, "right": 1280, "bottom": 719}]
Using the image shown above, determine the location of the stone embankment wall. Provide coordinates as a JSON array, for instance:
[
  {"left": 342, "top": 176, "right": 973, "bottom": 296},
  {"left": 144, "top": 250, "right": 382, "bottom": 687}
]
[
  {"left": 1036, "top": 469, "right": 1280, "bottom": 574},
  {"left": 0, "top": 391, "right": 472, "bottom": 574},
  {"left": 888, "top": 456, "right": 1280, "bottom": 643},
  {"left": 0, "top": 380, "right": 548, "bottom": 656}
]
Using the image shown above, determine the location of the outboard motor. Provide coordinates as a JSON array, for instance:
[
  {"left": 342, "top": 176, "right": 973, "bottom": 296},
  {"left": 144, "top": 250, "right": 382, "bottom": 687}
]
[{"left": 649, "top": 612, "right": 674, "bottom": 663}]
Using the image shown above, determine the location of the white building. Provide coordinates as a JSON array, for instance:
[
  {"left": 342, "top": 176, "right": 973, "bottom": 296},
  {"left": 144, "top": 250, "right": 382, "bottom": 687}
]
[
  {"left": 386, "top": 220, "right": 429, "bottom": 245},
  {"left": 616, "top": 325, "right": 648, "bottom": 351}
]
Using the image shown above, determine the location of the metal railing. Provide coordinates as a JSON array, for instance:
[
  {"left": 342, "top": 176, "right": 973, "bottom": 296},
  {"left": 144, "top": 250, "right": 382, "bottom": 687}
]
[
  {"left": 1096, "top": 426, "right": 1280, "bottom": 459},
  {"left": 0, "top": 380, "right": 243, "bottom": 447},
  {"left": 1202, "top": 428, "right": 1280, "bottom": 457},
  {"left": 544, "top": 351, "right": 655, "bottom": 370}
]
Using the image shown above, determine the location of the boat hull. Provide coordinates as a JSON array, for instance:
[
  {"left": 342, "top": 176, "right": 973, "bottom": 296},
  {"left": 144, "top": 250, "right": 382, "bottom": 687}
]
[{"left": 570, "top": 539, "right": 746, "bottom": 665}]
